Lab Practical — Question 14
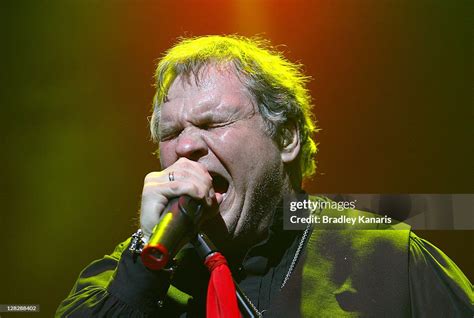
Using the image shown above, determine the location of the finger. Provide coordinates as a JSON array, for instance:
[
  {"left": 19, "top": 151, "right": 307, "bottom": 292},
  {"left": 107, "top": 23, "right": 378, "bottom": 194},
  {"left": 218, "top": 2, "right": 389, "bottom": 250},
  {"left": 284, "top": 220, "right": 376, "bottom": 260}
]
[
  {"left": 141, "top": 181, "right": 214, "bottom": 236},
  {"left": 145, "top": 162, "right": 212, "bottom": 186},
  {"left": 142, "top": 180, "right": 214, "bottom": 207}
]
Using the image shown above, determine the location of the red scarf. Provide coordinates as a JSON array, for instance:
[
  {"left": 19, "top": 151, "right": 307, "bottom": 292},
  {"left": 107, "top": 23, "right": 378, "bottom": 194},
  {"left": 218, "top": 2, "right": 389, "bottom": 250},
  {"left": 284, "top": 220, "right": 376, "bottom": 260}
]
[{"left": 204, "top": 252, "right": 240, "bottom": 318}]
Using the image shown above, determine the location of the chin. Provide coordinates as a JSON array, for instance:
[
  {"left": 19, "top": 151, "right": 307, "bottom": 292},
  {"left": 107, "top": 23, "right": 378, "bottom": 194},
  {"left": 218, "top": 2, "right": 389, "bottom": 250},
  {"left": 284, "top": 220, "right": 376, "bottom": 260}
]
[{"left": 200, "top": 206, "right": 242, "bottom": 251}]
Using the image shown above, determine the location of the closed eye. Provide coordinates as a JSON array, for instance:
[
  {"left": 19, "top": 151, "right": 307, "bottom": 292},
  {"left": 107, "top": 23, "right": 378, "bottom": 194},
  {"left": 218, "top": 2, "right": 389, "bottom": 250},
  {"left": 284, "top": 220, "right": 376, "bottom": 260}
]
[
  {"left": 159, "top": 127, "right": 182, "bottom": 141},
  {"left": 159, "top": 118, "right": 241, "bottom": 141},
  {"left": 199, "top": 122, "right": 229, "bottom": 130},
  {"left": 199, "top": 118, "right": 241, "bottom": 130}
]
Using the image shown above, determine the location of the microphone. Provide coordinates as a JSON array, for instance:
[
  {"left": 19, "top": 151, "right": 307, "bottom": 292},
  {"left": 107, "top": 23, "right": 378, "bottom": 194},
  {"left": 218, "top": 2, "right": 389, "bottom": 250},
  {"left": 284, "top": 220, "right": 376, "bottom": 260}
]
[{"left": 141, "top": 196, "right": 203, "bottom": 270}]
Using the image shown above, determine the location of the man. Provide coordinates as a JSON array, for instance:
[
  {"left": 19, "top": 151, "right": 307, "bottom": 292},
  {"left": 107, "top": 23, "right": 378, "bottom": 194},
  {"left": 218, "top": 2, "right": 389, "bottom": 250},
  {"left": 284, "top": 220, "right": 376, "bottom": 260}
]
[{"left": 57, "top": 35, "right": 472, "bottom": 317}]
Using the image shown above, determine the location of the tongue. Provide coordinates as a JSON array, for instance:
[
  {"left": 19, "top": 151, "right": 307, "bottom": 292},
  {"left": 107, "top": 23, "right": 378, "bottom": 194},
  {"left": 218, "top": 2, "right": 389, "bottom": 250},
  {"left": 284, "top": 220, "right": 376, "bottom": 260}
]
[{"left": 215, "top": 192, "right": 224, "bottom": 204}]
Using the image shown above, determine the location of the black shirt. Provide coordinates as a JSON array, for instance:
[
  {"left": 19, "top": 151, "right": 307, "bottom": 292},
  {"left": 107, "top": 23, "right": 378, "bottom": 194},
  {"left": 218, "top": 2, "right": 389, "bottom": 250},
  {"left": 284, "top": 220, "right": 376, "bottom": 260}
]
[{"left": 56, "top": 217, "right": 305, "bottom": 317}]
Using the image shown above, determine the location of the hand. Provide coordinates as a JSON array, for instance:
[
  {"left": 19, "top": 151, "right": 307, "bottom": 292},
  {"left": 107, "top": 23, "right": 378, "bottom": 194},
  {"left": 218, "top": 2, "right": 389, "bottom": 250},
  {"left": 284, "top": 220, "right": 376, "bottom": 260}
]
[{"left": 140, "top": 158, "right": 220, "bottom": 241}]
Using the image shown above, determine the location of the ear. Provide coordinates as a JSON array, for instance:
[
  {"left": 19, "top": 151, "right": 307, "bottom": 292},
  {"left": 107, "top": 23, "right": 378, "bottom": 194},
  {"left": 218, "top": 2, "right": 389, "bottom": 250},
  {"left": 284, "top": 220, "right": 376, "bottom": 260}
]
[{"left": 280, "top": 121, "right": 301, "bottom": 164}]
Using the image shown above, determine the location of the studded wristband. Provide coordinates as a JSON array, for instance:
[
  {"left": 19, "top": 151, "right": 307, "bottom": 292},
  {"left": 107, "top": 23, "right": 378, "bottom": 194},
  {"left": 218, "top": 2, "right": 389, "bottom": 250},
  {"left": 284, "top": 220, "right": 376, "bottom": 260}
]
[{"left": 129, "top": 229, "right": 145, "bottom": 256}]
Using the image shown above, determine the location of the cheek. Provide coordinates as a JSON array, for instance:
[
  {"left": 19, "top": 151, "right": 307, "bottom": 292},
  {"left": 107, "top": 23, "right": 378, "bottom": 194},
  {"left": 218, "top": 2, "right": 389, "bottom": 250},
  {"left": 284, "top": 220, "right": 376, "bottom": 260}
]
[
  {"left": 158, "top": 141, "right": 177, "bottom": 168},
  {"left": 209, "top": 128, "right": 279, "bottom": 171},
  {"left": 206, "top": 128, "right": 236, "bottom": 145},
  {"left": 209, "top": 128, "right": 249, "bottom": 153}
]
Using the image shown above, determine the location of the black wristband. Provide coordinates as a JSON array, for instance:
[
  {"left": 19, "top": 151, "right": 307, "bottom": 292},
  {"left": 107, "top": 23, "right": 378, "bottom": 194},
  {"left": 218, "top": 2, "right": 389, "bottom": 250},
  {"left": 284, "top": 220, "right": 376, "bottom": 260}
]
[{"left": 107, "top": 241, "right": 172, "bottom": 313}]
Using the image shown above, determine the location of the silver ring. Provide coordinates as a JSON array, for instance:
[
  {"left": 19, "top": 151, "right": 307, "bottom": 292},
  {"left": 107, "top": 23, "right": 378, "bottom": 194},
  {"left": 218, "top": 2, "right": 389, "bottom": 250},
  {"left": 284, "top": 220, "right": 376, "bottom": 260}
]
[{"left": 168, "top": 171, "right": 175, "bottom": 182}]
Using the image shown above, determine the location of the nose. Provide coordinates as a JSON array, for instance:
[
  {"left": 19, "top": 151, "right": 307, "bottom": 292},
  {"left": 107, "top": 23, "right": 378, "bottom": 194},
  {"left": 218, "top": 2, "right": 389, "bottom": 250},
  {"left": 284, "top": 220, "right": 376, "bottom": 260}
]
[{"left": 175, "top": 127, "right": 209, "bottom": 161}]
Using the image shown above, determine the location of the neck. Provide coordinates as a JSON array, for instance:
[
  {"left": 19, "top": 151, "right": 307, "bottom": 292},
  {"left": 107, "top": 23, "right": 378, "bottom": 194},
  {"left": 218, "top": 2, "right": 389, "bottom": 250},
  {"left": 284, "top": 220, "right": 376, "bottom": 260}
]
[{"left": 224, "top": 186, "right": 303, "bottom": 267}]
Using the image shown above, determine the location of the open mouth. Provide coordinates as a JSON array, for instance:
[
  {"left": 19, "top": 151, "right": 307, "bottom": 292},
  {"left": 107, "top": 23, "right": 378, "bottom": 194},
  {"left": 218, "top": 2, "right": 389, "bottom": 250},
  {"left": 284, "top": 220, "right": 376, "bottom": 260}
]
[{"left": 211, "top": 174, "right": 229, "bottom": 197}]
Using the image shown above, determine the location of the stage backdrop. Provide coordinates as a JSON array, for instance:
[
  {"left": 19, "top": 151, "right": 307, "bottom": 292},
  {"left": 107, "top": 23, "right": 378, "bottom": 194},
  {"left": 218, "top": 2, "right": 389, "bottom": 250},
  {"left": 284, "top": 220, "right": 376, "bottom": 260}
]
[{"left": 1, "top": 0, "right": 472, "bottom": 316}]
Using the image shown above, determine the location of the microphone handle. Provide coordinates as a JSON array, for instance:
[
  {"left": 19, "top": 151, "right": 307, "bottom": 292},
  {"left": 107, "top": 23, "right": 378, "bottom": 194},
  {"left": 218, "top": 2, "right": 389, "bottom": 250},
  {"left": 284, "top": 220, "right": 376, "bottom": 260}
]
[{"left": 141, "top": 196, "right": 202, "bottom": 270}]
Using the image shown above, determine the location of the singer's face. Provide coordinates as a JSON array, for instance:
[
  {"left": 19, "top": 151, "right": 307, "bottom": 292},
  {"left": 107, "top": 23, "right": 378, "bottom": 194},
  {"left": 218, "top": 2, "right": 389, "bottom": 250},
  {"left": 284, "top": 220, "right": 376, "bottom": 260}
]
[{"left": 158, "top": 65, "right": 286, "bottom": 250}]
